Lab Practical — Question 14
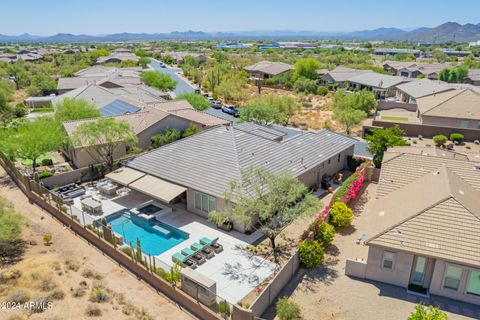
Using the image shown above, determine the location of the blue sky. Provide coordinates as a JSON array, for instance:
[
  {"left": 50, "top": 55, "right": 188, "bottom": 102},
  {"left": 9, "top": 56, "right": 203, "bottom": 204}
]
[{"left": 2, "top": 0, "right": 479, "bottom": 35}]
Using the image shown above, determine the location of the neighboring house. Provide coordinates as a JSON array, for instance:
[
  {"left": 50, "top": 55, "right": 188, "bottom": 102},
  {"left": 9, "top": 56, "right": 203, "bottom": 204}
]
[
  {"left": 62, "top": 100, "right": 228, "bottom": 168},
  {"left": 346, "top": 148, "right": 480, "bottom": 306},
  {"left": 120, "top": 123, "right": 356, "bottom": 231},
  {"left": 57, "top": 66, "right": 143, "bottom": 94},
  {"left": 395, "top": 78, "right": 455, "bottom": 104},
  {"left": 244, "top": 61, "right": 293, "bottom": 79},
  {"left": 159, "top": 51, "right": 207, "bottom": 64},
  {"left": 373, "top": 48, "right": 422, "bottom": 57},
  {"left": 320, "top": 66, "right": 373, "bottom": 88},
  {"left": 347, "top": 73, "right": 411, "bottom": 99},
  {"left": 53, "top": 84, "right": 170, "bottom": 109},
  {"left": 97, "top": 50, "right": 139, "bottom": 64},
  {"left": 465, "top": 69, "right": 480, "bottom": 86},
  {"left": 416, "top": 89, "right": 480, "bottom": 129},
  {"left": 382, "top": 61, "right": 449, "bottom": 80}
]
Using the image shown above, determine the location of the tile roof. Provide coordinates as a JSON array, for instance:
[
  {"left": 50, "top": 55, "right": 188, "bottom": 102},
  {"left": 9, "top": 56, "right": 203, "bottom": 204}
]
[
  {"left": 416, "top": 89, "right": 480, "bottom": 119},
  {"left": 244, "top": 61, "right": 293, "bottom": 76},
  {"left": 366, "top": 164, "right": 480, "bottom": 266},
  {"left": 348, "top": 73, "right": 411, "bottom": 89},
  {"left": 323, "top": 66, "right": 373, "bottom": 83},
  {"left": 396, "top": 78, "right": 454, "bottom": 99},
  {"left": 125, "top": 123, "right": 356, "bottom": 198}
]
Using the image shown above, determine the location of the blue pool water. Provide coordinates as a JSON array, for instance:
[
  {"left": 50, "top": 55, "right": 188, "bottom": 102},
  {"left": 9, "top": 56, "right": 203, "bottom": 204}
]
[{"left": 107, "top": 210, "right": 188, "bottom": 255}]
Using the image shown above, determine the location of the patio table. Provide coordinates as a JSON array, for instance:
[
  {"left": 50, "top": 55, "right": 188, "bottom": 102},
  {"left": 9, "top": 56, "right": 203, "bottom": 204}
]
[{"left": 81, "top": 197, "right": 102, "bottom": 214}]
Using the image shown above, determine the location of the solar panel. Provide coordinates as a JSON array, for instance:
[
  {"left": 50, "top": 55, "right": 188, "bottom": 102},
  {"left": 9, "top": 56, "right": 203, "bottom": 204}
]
[{"left": 100, "top": 99, "right": 141, "bottom": 117}]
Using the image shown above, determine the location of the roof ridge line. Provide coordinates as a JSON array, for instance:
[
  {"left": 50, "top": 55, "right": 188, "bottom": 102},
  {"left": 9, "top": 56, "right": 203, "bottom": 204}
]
[{"left": 424, "top": 89, "right": 466, "bottom": 114}]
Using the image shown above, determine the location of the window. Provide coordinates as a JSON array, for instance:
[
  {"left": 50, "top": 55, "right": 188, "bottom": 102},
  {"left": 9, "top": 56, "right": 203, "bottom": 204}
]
[
  {"left": 194, "top": 191, "right": 216, "bottom": 213},
  {"left": 382, "top": 251, "right": 395, "bottom": 270},
  {"left": 328, "top": 159, "right": 331, "bottom": 165},
  {"left": 337, "top": 154, "right": 341, "bottom": 163},
  {"left": 443, "top": 265, "right": 463, "bottom": 291},
  {"left": 466, "top": 271, "right": 480, "bottom": 296},
  {"left": 459, "top": 120, "right": 469, "bottom": 128},
  {"left": 477, "top": 121, "right": 480, "bottom": 129}
]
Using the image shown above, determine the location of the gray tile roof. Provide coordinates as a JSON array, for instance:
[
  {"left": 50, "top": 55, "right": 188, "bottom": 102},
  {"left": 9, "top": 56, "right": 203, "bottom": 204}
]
[
  {"left": 125, "top": 123, "right": 356, "bottom": 198},
  {"left": 396, "top": 78, "right": 454, "bottom": 99}
]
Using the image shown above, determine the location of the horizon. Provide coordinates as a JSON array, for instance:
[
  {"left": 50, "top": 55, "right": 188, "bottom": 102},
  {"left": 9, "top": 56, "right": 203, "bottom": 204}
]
[{"left": 1, "top": 0, "right": 480, "bottom": 35}]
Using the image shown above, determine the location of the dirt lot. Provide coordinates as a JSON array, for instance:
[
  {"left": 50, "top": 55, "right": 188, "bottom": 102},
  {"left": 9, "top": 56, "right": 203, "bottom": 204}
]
[
  {"left": 0, "top": 167, "right": 193, "bottom": 320},
  {"left": 262, "top": 183, "right": 480, "bottom": 320}
]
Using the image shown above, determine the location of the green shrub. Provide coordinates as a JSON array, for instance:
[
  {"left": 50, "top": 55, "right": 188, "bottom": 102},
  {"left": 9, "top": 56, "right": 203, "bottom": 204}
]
[
  {"left": 42, "top": 233, "right": 52, "bottom": 245},
  {"left": 219, "top": 300, "right": 231, "bottom": 317},
  {"left": 120, "top": 246, "right": 132, "bottom": 257},
  {"left": 433, "top": 134, "right": 448, "bottom": 147},
  {"left": 85, "top": 304, "right": 102, "bottom": 317},
  {"left": 449, "top": 133, "right": 464, "bottom": 144},
  {"left": 309, "top": 220, "right": 335, "bottom": 247},
  {"left": 293, "top": 77, "right": 318, "bottom": 94},
  {"left": 150, "top": 128, "right": 182, "bottom": 148},
  {"left": 329, "top": 201, "right": 353, "bottom": 229},
  {"left": 298, "top": 239, "right": 324, "bottom": 269},
  {"left": 31, "top": 107, "right": 54, "bottom": 113},
  {"left": 408, "top": 304, "right": 447, "bottom": 320},
  {"left": 13, "top": 103, "right": 27, "bottom": 117},
  {"left": 316, "top": 86, "right": 328, "bottom": 96},
  {"left": 41, "top": 158, "right": 53, "bottom": 166},
  {"left": 37, "top": 171, "right": 53, "bottom": 179},
  {"left": 276, "top": 296, "right": 302, "bottom": 320},
  {"left": 89, "top": 287, "right": 109, "bottom": 303},
  {"left": 176, "top": 92, "right": 210, "bottom": 111}
]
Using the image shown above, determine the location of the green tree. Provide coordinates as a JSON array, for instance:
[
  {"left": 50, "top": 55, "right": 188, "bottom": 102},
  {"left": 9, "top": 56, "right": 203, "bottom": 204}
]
[
  {"left": 0, "top": 197, "right": 24, "bottom": 262},
  {"left": 138, "top": 56, "right": 149, "bottom": 69},
  {"left": 293, "top": 58, "right": 321, "bottom": 80},
  {"left": 240, "top": 95, "right": 301, "bottom": 125},
  {"left": 71, "top": 118, "right": 137, "bottom": 172},
  {"left": 7, "top": 63, "right": 30, "bottom": 90},
  {"left": 209, "top": 168, "right": 321, "bottom": 258},
  {"left": 54, "top": 98, "right": 100, "bottom": 122},
  {"left": 140, "top": 71, "right": 177, "bottom": 91},
  {"left": 408, "top": 304, "right": 448, "bottom": 320},
  {"left": 433, "top": 134, "right": 448, "bottom": 147},
  {"left": 150, "top": 128, "right": 182, "bottom": 148},
  {"left": 365, "top": 125, "right": 407, "bottom": 168},
  {"left": 0, "top": 116, "right": 65, "bottom": 173},
  {"left": 216, "top": 77, "right": 248, "bottom": 103},
  {"left": 293, "top": 77, "right": 319, "bottom": 94},
  {"left": 333, "top": 107, "right": 366, "bottom": 135},
  {"left": 176, "top": 92, "right": 210, "bottom": 111}
]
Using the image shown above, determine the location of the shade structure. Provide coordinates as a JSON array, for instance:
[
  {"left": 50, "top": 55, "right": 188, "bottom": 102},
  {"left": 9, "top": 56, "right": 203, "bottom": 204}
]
[
  {"left": 129, "top": 174, "right": 186, "bottom": 203},
  {"left": 106, "top": 167, "right": 145, "bottom": 186}
]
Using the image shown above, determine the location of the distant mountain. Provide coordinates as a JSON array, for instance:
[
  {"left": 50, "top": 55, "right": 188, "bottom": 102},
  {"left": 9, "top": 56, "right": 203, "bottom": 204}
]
[{"left": 0, "top": 22, "right": 479, "bottom": 43}]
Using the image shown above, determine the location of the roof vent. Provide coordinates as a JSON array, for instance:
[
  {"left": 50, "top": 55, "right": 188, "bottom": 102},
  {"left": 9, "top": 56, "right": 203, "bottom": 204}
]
[
  {"left": 433, "top": 170, "right": 440, "bottom": 175},
  {"left": 378, "top": 211, "right": 385, "bottom": 217},
  {"left": 459, "top": 190, "right": 465, "bottom": 195},
  {"left": 474, "top": 163, "right": 480, "bottom": 170}
]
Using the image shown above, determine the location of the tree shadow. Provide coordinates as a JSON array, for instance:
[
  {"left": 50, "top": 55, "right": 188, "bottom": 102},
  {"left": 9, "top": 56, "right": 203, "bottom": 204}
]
[
  {"left": 0, "top": 240, "right": 26, "bottom": 267},
  {"left": 337, "top": 224, "right": 357, "bottom": 236}
]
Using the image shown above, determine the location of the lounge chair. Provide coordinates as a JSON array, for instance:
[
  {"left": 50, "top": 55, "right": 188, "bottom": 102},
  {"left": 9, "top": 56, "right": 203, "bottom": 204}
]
[
  {"left": 191, "top": 242, "right": 214, "bottom": 259},
  {"left": 172, "top": 252, "right": 197, "bottom": 269},
  {"left": 181, "top": 247, "right": 206, "bottom": 265},
  {"left": 199, "top": 237, "right": 224, "bottom": 253}
]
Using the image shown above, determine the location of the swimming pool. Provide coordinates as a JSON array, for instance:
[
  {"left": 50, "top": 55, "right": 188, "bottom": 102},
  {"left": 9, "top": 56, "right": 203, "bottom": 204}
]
[{"left": 107, "top": 210, "right": 188, "bottom": 255}]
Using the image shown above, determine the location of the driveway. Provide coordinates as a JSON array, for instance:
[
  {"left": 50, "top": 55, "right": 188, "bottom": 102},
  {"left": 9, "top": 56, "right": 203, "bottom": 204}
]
[{"left": 149, "top": 58, "right": 196, "bottom": 96}]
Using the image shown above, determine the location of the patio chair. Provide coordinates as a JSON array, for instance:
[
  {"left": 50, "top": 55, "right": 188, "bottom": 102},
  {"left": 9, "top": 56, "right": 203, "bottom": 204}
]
[
  {"left": 199, "top": 237, "right": 224, "bottom": 253},
  {"left": 172, "top": 252, "right": 197, "bottom": 269},
  {"left": 181, "top": 247, "right": 206, "bottom": 265},
  {"left": 191, "top": 242, "right": 214, "bottom": 259}
]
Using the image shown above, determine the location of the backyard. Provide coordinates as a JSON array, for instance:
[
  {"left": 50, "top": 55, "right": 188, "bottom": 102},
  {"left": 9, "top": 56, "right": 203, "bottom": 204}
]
[{"left": 0, "top": 166, "right": 194, "bottom": 320}]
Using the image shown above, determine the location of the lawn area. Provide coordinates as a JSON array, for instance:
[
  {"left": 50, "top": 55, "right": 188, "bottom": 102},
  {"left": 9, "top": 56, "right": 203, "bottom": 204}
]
[
  {"left": 381, "top": 116, "right": 409, "bottom": 122},
  {"left": 20, "top": 154, "right": 51, "bottom": 166}
]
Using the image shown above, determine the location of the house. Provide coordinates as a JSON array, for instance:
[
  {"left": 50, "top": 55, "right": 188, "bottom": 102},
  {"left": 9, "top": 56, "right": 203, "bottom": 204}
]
[
  {"left": 395, "top": 79, "right": 455, "bottom": 104},
  {"left": 159, "top": 51, "right": 206, "bottom": 65},
  {"left": 382, "top": 61, "right": 449, "bottom": 80},
  {"left": 320, "top": 66, "right": 373, "bottom": 88},
  {"left": 119, "top": 123, "right": 356, "bottom": 231},
  {"left": 62, "top": 100, "right": 228, "bottom": 168},
  {"left": 57, "top": 66, "right": 143, "bottom": 94},
  {"left": 465, "top": 69, "right": 480, "bottom": 86},
  {"left": 97, "top": 50, "right": 139, "bottom": 64},
  {"left": 244, "top": 61, "right": 293, "bottom": 79},
  {"left": 373, "top": 48, "right": 422, "bottom": 58},
  {"left": 347, "top": 73, "right": 411, "bottom": 99},
  {"left": 346, "top": 148, "right": 480, "bottom": 306},
  {"left": 53, "top": 84, "right": 171, "bottom": 109},
  {"left": 365, "top": 87, "right": 480, "bottom": 140},
  {"left": 441, "top": 50, "right": 472, "bottom": 57}
]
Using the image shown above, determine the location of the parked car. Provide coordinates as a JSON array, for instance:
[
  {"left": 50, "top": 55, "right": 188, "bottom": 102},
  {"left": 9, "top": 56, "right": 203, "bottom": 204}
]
[
  {"left": 211, "top": 102, "right": 222, "bottom": 109},
  {"left": 222, "top": 105, "right": 240, "bottom": 117}
]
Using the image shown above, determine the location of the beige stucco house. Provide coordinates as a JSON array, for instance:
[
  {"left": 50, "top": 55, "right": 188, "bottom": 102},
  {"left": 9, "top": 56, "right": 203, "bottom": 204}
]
[
  {"left": 346, "top": 148, "right": 480, "bottom": 305},
  {"left": 112, "top": 123, "right": 356, "bottom": 232}
]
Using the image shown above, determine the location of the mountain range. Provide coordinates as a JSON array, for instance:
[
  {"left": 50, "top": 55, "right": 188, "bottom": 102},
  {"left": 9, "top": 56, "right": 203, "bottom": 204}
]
[{"left": 1, "top": 22, "right": 479, "bottom": 43}]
